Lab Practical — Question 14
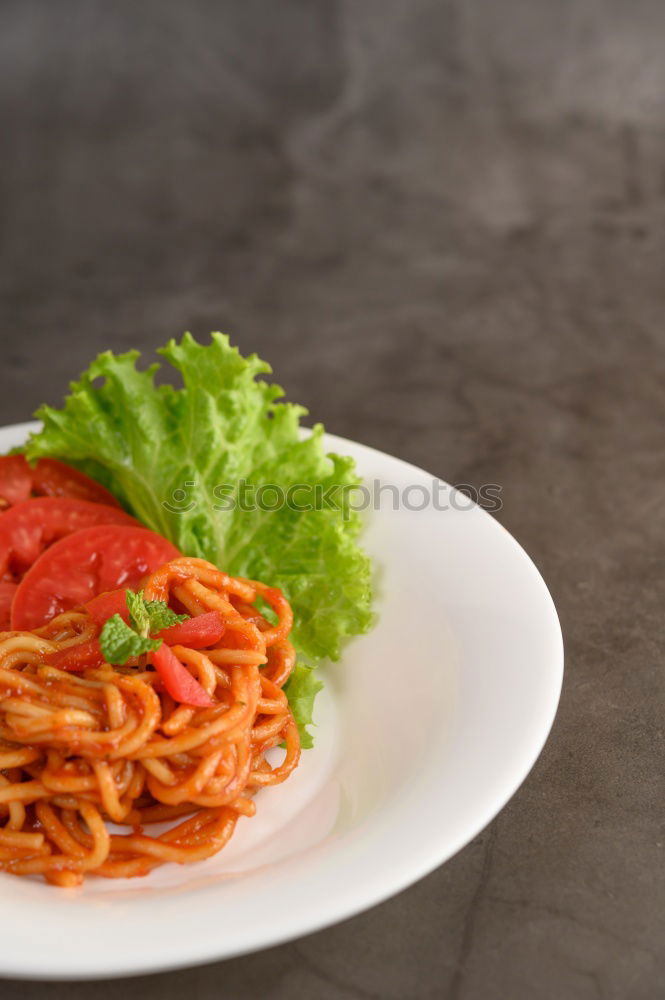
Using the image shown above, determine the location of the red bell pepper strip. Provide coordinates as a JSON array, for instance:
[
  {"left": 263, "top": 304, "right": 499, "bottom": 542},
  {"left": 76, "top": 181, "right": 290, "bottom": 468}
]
[
  {"left": 149, "top": 642, "right": 214, "bottom": 708},
  {"left": 156, "top": 611, "right": 225, "bottom": 649},
  {"left": 85, "top": 589, "right": 131, "bottom": 627},
  {"left": 46, "top": 638, "right": 105, "bottom": 672}
]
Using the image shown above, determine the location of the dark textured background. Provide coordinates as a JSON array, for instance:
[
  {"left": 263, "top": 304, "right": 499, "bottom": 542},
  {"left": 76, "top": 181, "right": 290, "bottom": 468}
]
[{"left": 1, "top": 1, "right": 664, "bottom": 997}]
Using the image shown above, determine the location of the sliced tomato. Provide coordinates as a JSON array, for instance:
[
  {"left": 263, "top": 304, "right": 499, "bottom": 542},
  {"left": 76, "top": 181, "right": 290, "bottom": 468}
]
[
  {"left": 0, "top": 498, "right": 139, "bottom": 580},
  {"left": 0, "top": 456, "right": 32, "bottom": 508},
  {"left": 157, "top": 611, "right": 226, "bottom": 648},
  {"left": 29, "top": 458, "right": 121, "bottom": 507},
  {"left": 11, "top": 525, "right": 180, "bottom": 630},
  {"left": 84, "top": 588, "right": 131, "bottom": 627},
  {"left": 46, "top": 638, "right": 105, "bottom": 672},
  {"left": 149, "top": 642, "right": 214, "bottom": 707},
  {"left": 0, "top": 455, "right": 120, "bottom": 510},
  {"left": 0, "top": 579, "right": 17, "bottom": 629}
]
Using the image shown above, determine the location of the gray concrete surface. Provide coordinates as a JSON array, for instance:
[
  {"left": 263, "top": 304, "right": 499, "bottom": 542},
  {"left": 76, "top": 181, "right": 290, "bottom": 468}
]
[{"left": 1, "top": 1, "right": 664, "bottom": 997}]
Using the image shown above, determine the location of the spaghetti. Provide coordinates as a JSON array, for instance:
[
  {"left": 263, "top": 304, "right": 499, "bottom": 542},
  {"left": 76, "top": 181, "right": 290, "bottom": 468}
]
[{"left": 0, "top": 557, "right": 300, "bottom": 886}]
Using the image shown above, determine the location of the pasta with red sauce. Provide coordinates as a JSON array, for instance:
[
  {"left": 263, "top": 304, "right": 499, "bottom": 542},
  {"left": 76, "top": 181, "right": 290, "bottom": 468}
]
[{"left": 0, "top": 557, "right": 300, "bottom": 886}]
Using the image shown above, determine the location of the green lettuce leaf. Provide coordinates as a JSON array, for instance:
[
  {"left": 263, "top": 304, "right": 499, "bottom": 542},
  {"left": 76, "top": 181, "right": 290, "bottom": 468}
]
[
  {"left": 24, "top": 333, "right": 374, "bottom": 743},
  {"left": 283, "top": 663, "right": 323, "bottom": 750}
]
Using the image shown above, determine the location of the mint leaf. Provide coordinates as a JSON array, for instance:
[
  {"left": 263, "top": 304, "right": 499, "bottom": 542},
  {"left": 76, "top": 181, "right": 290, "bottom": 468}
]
[
  {"left": 124, "top": 589, "right": 188, "bottom": 635},
  {"left": 100, "top": 614, "right": 161, "bottom": 666},
  {"left": 125, "top": 589, "right": 149, "bottom": 634},
  {"left": 144, "top": 601, "right": 189, "bottom": 632}
]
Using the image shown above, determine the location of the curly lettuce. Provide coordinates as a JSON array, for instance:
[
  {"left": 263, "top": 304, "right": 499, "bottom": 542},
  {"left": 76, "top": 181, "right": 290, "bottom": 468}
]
[{"left": 23, "top": 333, "right": 374, "bottom": 746}]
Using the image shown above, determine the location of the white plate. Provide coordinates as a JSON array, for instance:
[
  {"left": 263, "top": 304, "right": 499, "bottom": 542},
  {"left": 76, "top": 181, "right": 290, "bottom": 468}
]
[{"left": 0, "top": 422, "right": 563, "bottom": 980}]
